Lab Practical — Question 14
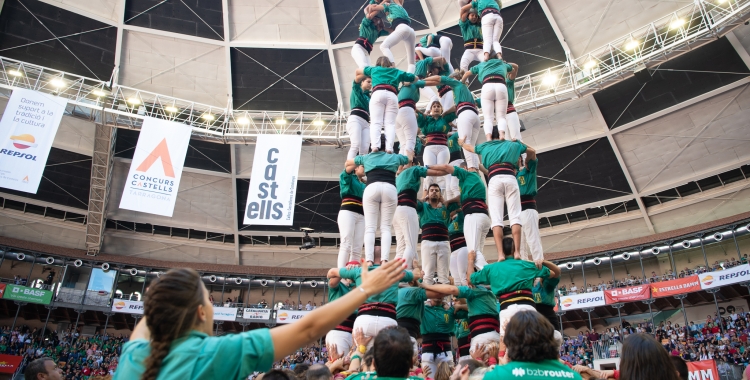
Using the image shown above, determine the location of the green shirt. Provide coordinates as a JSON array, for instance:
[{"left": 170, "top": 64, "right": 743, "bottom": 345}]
[
  {"left": 507, "top": 78, "right": 515, "bottom": 104},
  {"left": 415, "top": 56, "right": 450, "bottom": 79},
  {"left": 396, "top": 287, "right": 427, "bottom": 321},
  {"left": 483, "top": 360, "right": 582, "bottom": 380},
  {"left": 416, "top": 201, "right": 450, "bottom": 228},
  {"left": 471, "top": 0, "right": 501, "bottom": 13},
  {"left": 456, "top": 286, "right": 499, "bottom": 317},
  {"left": 396, "top": 166, "right": 428, "bottom": 194},
  {"left": 382, "top": 3, "right": 410, "bottom": 24},
  {"left": 533, "top": 277, "right": 559, "bottom": 307},
  {"left": 344, "top": 372, "right": 376, "bottom": 380},
  {"left": 350, "top": 80, "right": 371, "bottom": 111},
  {"left": 448, "top": 210, "right": 464, "bottom": 235},
  {"left": 469, "top": 59, "right": 514, "bottom": 83},
  {"left": 420, "top": 305, "right": 455, "bottom": 335},
  {"left": 448, "top": 133, "right": 462, "bottom": 154},
  {"left": 340, "top": 170, "right": 366, "bottom": 199},
  {"left": 475, "top": 140, "right": 526, "bottom": 169},
  {"left": 439, "top": 76, "right": 475, "bottom": 105},
  {"left": 398, "top": 80, "right": 426, "bottom": 102},
  {"left": 364, "top": 66, "right": 416, "bottom": 88},
  {"left": 419, "top": 34, "right": 439, "bottom": 47},
  {"left": 113, "top": 330, "right": 274, "bottom": 380},
  {"left": 359, "top": 17, "right": 388, "bottom": 45},
  {"left": 417, "top": 112, "right": 456, "bottom": 136},
  {"left": 517, "top": 158, "right": 537, "bottom": 197},
  {"left": 339, "top": 266, "right": 414, "bottom": 305},
  {"left": 470, "top": 259, "right": 550, "bottom": 295},
  {"left": 454, "top": 309, "right": 471, "bottom": 339},
  {"left": 354, "top": 152, "right": 410, "bottom": 174},
  {"left": 328, "top": 280, "right": 355, "bottom": 302},
  {"left": 458, "top": 18, "right": 482, "bottom": 41},
  {"left": 452, "top": 166, "right": 487, "bottom": 204}
]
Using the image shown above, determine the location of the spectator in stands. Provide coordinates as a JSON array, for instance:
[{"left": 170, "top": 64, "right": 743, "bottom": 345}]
[
  {"left": 569, "top": 282, "right": 577, "bottom": 295},
  {"left": 24, "top": 357, "right": 63, "bottom": 380},
  {"left": 619, "top": 333, "right": 680, "bottom": 380},
  {"left": 305, "top": 364, "right": 332, "bottom": 380}
]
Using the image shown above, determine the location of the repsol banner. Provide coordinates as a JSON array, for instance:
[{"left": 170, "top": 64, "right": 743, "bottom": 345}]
[
  {"left": 699, "top": 264, "right": 750, "bottom": 290},
  {"left": 119, "top": 117, "right": 192, "bottom": 217},
  {"left": 276, "top": 309, "right": 309, "bottom": 324},
  {"left": 243, "top": 135, "right": 302, "bottom": 226},
  {"left": 111, "top": 300, "right": 144, "bottom": 314},
  {"left": 0, "top": 88, "right": 66, "bottom": 193},
  {"left": 559, "top": 291, "right": 605, "bottom": 311}
]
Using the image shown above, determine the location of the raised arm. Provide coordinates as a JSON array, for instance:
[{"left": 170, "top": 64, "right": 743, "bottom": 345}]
[
  {"left": 421, "top": 283, "right": 460, "bottom": 296},
  {"left": 327, "top": 267, "right": 341, "bottom": 288},
  {"left": 442, "top": 105, "right": 456, "bottom": 116},
  {"left": 366, "top": 10, "right": 380, "bottom": 20},
  {"left": 461, "top": 70, "right": 474, "bottom": 84},
  {"left": 524, "top": 145, "right": 536, "bottom": 162},
  {"left": 423, "top": 75, "right": 442, "bottom": 87},
  {"left": 460, "top": 3, "right": 473, "bottom": 21},
  {"left": 458, "top": 138, "right": 476, "bottom": 153},
  {"left": 355, "top": 68, "right": 368, "bottom": 83},
  {"left": 429, "top": 164, "right": 455, "bottom": 175},
  {"left": 508, "top": 63, "right": 519, "bottom": 80},
  {"left": 544, "top": 261, "right": 561, "bottom": 279},
  {"left": 270, "top": 259, "right": 407, "bottom": 361},
  {"left": 345, "top": 159, "right": 357, "bottom": 174}
]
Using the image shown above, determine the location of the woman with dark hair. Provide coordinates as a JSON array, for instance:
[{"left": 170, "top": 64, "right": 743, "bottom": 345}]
[
  {"left": 113, "top": 260, "right": 408, "bottom": 380},
  {"left": 372, "top": 327, "right": 415, "bottom": 378},
  {"left": 483, "top": 310, "right": 581, "bottom": 380},
  {"left": 619, "top": 333, "right": 680, "bottom": 380}
]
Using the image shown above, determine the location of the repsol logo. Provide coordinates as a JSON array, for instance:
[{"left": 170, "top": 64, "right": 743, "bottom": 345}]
[
  {"left": 719, "top": 270, "right": 750, "bottom": 281},
  {"left": 0, "top": 149, "right": 36, "bottom": 160},
  {"left": 577, "top": 296, "right": 603, "bottom": 304}
]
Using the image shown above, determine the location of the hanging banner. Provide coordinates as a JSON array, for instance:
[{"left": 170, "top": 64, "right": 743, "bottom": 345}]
[
  {"left": 111, "top": 300, "right": 144, "bottom": 314},
  {"left": 243, "top": 135, "right": 303, "bottom": 226},
  {"left": 2, "top": 284, "right": 52, "bottom": 304},
  {"left": 651, "top": 275, "right": 701, "bottom": 298},
  {"left": 604, "top": 285, "right": 651, "bottom": 304},
  {"left": 686, "top": 359, "right": 718, "bottom": 380},
  {"left": 699, "top": 264, "right": 750, "bottom": 290},
  {"left": 242, "top": 308, "right": 272, "bottom": 320},
  {"left": 0, "top": 88, "right": 66, "bottom": 193},
  {"left": 559, "top": 291, "right": 605, "bottom": 311},
  {"left": 214, "top": 306, "right": 238, "bottom": 321},
  {"left": 276, "top": 309, "right": 310, "bottom": 324},
  {"left": 0, "top": 354, "right": 23, "bottom": 374},
  {"left": 119, "top": 117, "right": 192, "bottom": 217}
]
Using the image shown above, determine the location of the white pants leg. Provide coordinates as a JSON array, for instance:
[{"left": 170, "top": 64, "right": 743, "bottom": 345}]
[
  {"left": 392, "top": 205, "right": 420, "bottom": 268},
  {"left": 463, "top": 213, "right": 491, "bottom": 269},
  {"left": 520, "top": 209, "right": 543, "bottom": 262},
  {"left": 450, "top": 246, "right": 469, "bottom": 286},
  {"left": 421, "top": 240, "right": 451, "bottom": 285},
  {"left": 470, "top": 331, "right": 500, "bottom": 356},
  {"left": 351, "top": 44, "right": 371, "bottom": 69},
  {"left": 506, "top": 111, "right": 522, "bottom": 141},
  {"left": 337, "top": 210, "right": 365, "bottom": 268},
  {"left": 416, "top": 46, "right": 441, "bottom": 58},
  {"left": 481, "top": 13, "right": 503, "bottom": 55},
  {"left": 422, "top": 145, "right": 450, "bottom": 191},
  {"left": 460, "top": 49, "right": 485, "bottom": 71},
  {"left": 445, "top": 160, "right": 462, "bottom": 200},
  {"left": 421, "top": 351, "right": 454, "bottom": 377},
  {"left": 395, "top": 107, "right": 418, "bottom": 157},
  {"left": 440, "top": 90, "right": 455, "bottom": 112},
  {"left": 363, "top": 182, "right": 398, "bottom": 262},
  {"left": 380, "top": 24, "right": 417, "bottom": 73},
  {"left": 457, "top": 111, "right": 481, "bottom": 168},
  {"left": 439, "top": 36, "right": 454, "bottom": 72},
  {"left": 325, "top": 330, "right": 354, "bottom": 357},
  {"left": 480, "top": 83, "right": 508, "bottom": 136},
  {"left": 346, "top": 115, "right": 370, "bottom": 160},
  {"left": 369, "top": 91, "right": 398, "bottom": 152},
  {"left": 487, "top": 175, "right": 521, "bottom": 228},
  {"left": 352, "top": 315, "right": 398, "bottom": 349}
]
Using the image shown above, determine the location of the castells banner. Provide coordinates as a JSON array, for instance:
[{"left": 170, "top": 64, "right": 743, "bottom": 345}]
[
  {"left": 651, "top": 275, "right": 701, "bottom": 298},
  {"left": 243, "top": 135, "right": 303, "bottom": 226},
  {"left": 699, "top": 264, "right": 750, "bottom": 290},
  {"left": 559, "top": 291, "right": 605, "bottom": 311},
  {"left": 0, "top": 88, "right": 66, "bottom": 193},
  {"left": 119, "top": 117, "right": 192, "bottom": 217}
]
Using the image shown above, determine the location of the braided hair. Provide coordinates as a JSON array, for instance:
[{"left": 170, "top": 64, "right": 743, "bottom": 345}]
[{"left": 141, "top": 268, "right": 206, "bottom": 380}]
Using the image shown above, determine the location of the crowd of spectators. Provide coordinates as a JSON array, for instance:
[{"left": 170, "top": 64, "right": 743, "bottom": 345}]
[{"left": 206, "top": 295, "right": 326, "bottom": 311}]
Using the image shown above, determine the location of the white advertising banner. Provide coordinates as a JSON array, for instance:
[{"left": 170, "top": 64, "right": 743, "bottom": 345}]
[
  {"left": 559, "top": 291, "right": 606, "bottom": 311},
  {"left": 242, "top": 308, "right": 272, "bottom": 320},
  {"left": 213, "top": 307, "right": 238, "bottom": 321},
  {"left": 243, "top": 135, "right": 303, "bottom": 226},
  {"left": 119, "top": 117, "right": 192, "bottom": 217},
  {"left": 276, "top": 309, "right": 309, "bottom": 324},
  {"left": 111, "top": 300, "right": 144, "bottom": 315},
  {"left": 699, "top": 264, "right": 750, "bottom": 290},
  {"left": 0, "top": 88, "right": 66, "bottom": 193}
]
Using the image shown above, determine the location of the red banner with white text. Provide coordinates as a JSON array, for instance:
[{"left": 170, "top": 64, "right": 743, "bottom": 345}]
[
  {"left": 651, "top": 275, "right": 701, "bottom": 298},
  {"left": 0, "top": 354, "right": 22, "bottom": 374},
  {"left": 686, "top": 360, "right": 718, "bottom": 380},
  {"left": 604, "top": 284, "right": 650, "bottom": 304}
]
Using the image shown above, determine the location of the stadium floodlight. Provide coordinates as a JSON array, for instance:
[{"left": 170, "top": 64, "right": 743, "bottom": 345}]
[
  {"left": 237, "top": 117, "right": 250, "bottom": 125},
  {"left": 625, "top": 40, "right": 640, "bottom": 51}
]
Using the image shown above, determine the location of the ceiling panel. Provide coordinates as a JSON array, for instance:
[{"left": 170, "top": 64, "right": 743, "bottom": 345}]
[
  {"left": 323, "top": 0, "right": 429, "bottom": 45},
  {"left": 499, "top": 0, "right": 567, "bottom": 76},
  {"left": 40, "top": 0, "right": 120, "bottom": 24},
  {"left": 229, "top": 0, "right": 326, "bottom": 44},
  {"left": 124, "top": 0, "right": 225, "bottom": 40},
  {"left": 521, "top": 96, "right": 606, "bottom": 152}
]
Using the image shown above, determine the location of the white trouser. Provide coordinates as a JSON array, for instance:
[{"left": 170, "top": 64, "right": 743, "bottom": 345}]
[
  {"left": 520, "top": 209, "right": 543, "bottom": 262},
  {"left": 381, "top": 24, "right": 416, "bottom": 73},
  {"left": 353, "top": 314, "right": 398, "bottom": 349},
  {"left": 481, "top": 13, "right": 503, "bottom": 55},
  {"left": 423, "top": 145, "right": 449, "bottom": 191},
  {"left": 395, "top": 107, "right": 418, "bottom": 157},
  {"left": 337, "top": 210, "right": 365, "bottom": 268},
  {"left": 460, "top": 49, "right": 485, "bottom": 71},
  {"left": 506, "top": 111, "right": 522, "bottom": 141},
  {"left": 416, "top": 46, "right": 441, "bottom": 58},
  {"left": 439, "top": 36, "right": 454, "bottom": 72},
  {"left": 393, "top": 205, "right": 419, "bottom": 269},
  {"left": 440, "top": 90, "right": 455, "bottom": 112},
  {"left": 369, "top": 90, "right": 398, "bottom": 152},
  {"left": 487, "top": 175, "right": 521, "bottom": 228},
  {"left": 421, "top": 240, "right": 451, "bottom": 285},
  {"left": 463, "top": 212, "right": 490, "bottom": 268},
  {"left": 499, "top": 304, "right": 536, "bottom": 336},
  {"left": 347, "top": 114, "right": 370, "bottom": 159},
  {"left": 450, "top": 246, "right": 469, "bottom": 286},
  {"left": 445, "top": 159, "right": 463, "bottom": 201},
  {"left": 351, "top": 44, "right": 371, "bottom": 69},
  {"left": 363, "top": 182, "right": 398, "bottom": 262},
  {"left": 326, "top": 330, "right": 354, "bottom": 357},
  {"left": 421, "top": 351, "right": 454, "bottom": 378},
  {"left": 470, "top": 331, "right": 500, "bottom": 355},
  {"left": 456, "top": 111, "right": 481, "bottom": 168},
  {"left": 481, "top": 83, "right": 508, "bottom": 136}
]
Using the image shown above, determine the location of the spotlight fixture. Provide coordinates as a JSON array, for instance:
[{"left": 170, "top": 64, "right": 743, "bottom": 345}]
[
  {"left": 584, "top": 61, "right": 597, "bottom": 70},
  {"left": 681, "top": 240, "right": 691, "bottom": 249},
  {"left": 670, "top": 18, "right": 686, "bottom": 30},
  {"left": 92, "top": 89, "right": 107, "bottom": 97},
  {"left": 622, "top": 253, "right": 631, "bottom": 260},
  {"left": 45, "top": 257, "right": 55, "bottom": 265},
  {"left": 651, "top": 247, "right": 660, "bottom": 255},
  {"left": 237, "top": 117, "right": 250, "bottom": 125},
  {"left": 201, "top": 113, "right": 215, "bottom": 121},
  {"left": 625, "top": 40, "right": 640, "bottom": 51},
  {"left": 713, "top": 232, "right": 724, "bottom": 241},
  {"left": 275, "top": 118, "right": 287, "bottom": 125},
  {"left": 127, "top": 97, "right": 141, "bottom": 105},
  {"left": 260, "top": 279, "right": 268, "bottom": 287},
  {"left": 593, "top": 258, "right": 602, "bottom": 266},
  {"left": 300, "top": 227, "right": 316, "bottom": 250},
  {"left": 313, "top": 120, "right": 325, "bottom": 127},
  {"left": 542, "top": 74, "right": 557, "bottom": 86},
  {"left": 16, "top": 253, "right": 25, "bottom": 261},
  {"left": 8, "top": 69, "right": 23, "bottom": 77},
  {"left": 49, "top": 78, "right": 66, "bottom": 88},
  {"left": 565, "top": 262, "right": 575, "bottom": 270},
  {"left": 164, "top": 106, "right": 179, "bottom": 113},
  {"left": 209, "top": 275, "right": 217, "bottom": 283}
]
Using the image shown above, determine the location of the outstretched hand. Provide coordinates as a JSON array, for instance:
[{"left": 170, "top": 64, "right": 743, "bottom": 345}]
[{"left": 360, "top": 258, "right": 407, "bottom": 296}]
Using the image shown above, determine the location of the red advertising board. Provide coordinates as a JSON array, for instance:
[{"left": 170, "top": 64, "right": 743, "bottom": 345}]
[
  {"left": 651, "top": 275, "right": 701, "bottom": 298},
  {"left": 0, "top": 354, "right": 22, "bottom": 374},
  {"left": 604, "top": 284, "right": 650, "bottom": 304},
  {"left": 0, "top": 283, "right": 6, "bottom": 299},
  {"left": 686, "top": 359, "right": 718, "bottom": 380}
]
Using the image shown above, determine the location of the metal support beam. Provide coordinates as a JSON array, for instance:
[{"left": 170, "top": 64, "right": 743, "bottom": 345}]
[{"left": 85, "top": 124, "right": 117, "bottom": 255}]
